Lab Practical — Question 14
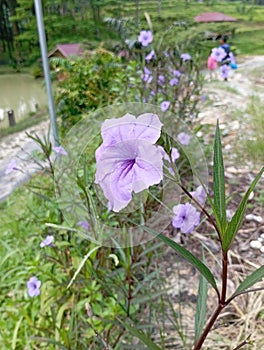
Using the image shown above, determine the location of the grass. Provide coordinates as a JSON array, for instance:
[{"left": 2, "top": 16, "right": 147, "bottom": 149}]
[
  {"left": 237, "top": 95, "right": 264, "bottom": 164},
  {"left": 0, "top": 110, "right": 48, "bottom": 138}
]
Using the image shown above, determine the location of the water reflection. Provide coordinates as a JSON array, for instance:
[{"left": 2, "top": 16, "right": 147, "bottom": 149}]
[{"left": 0, "top": 74, "right": 48, "bottom": 129}]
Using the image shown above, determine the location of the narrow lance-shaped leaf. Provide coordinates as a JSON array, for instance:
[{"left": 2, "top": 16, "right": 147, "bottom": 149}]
[
  {"left": 143, "top": 226, "right": 219, "bottom": 297},
  {"left": 229, "top": 265, "right": 264, "bottom": 300},
  {"left": 222, "top": 166, "right": 264, "bottom": 251},
  {"left": 213, "top": 121, "right": 227, "bottom": 237},
  {"left": 118, "top": 319, "right": 162, "bottom": 350},
  {"left": 194, "top": 249, "right": 208, "bottom": 343}
]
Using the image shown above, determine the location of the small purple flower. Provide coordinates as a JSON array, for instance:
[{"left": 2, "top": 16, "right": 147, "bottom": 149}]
[
  {"left": 200, "top": 95, "right": 207, "bottom": 101},
  {"left": 177, "top": 132, "right": 190, "bottom": 145},
  {"left": 145, "top": 50, "right": 155, "bottom": 62},
  {"left": 142, "top": 66, "right": 153, "bottom": 83},
  {"left": 95, "top": 113, "right": 163, "bottom": 212},
  {"left": 27, "top": 276, "right": 41, "bottom": 297},
  {"left": 53, "top": 146, "right": 68, "bottom": 156},
  {"left": 77, "top": 220, "right": 90, "bottom": 231},
  {"left": 40, "top": 235, "right": 54, "bottom": 248},
  {"left": 163, "top": 51, "right": 169, "bottom": 57},
  {"left": 169, "top": 78, "right": 179, "bottom": 86},
  {"left": 160, "top": 101, "right": 170, "bottom": 112},
  {"left": 138, "top": 30, "right": 153, "bottom": 47},
  {"left": 190, "top": 185, "right": 206, "bottom": 206},
  {"left": 150, "top": 90, "right": 156, "bottom": 96},
  {"left": 5, "top": 159, "right": 17, "bottom": 175},
  {"left": 160, "top": 147, "right": 180, "bottom": 163},
  {"left": 211, "top": 47, "right": 226, "bottom": 62},
  {"left": 173, "top": 70, "right": 182, "bottom": 77},
  {"left": 158, "top": 75, "right": 165, "bottom": 86},
  {"left": 221, "top": 64, "right": 229, "bottom": 80},
  {"left": 181, "top": 53, "right": 191, "bottom": 61},
  {"left": 172, "top": 203, "right": 200, "bottom": 234}
]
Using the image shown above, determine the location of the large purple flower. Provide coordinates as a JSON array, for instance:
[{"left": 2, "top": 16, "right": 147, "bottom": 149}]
[
  {"left": 27, "top": 276, "right": 41, "bottom": 297},
  {"left": 95, "top": 113, "right": 163, "bottom": 212},
  {"left": 172, "top": 203, "right": 200, "bottom": 234},
  {"left": 138, "top": 30, "right": 153, "bottom": 47},
  {"left": 211, "top": 47, "right": 226, "bottom": 62}
]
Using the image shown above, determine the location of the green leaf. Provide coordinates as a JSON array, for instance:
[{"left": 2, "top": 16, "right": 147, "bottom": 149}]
[
  {"left": 118, "top": 319, "right": 162, "bottom": 350},
  {"left": 213, "top": 121, "right": 227, "bottom": 236},
  {"left": 222, "top": 166, "right": 264, "bottom": 251},
  {"left": 155, "top": 233, "right": 219, "bottom": 296},
  {"left": 67, "top": 246, "right": 100, "bottom": 289},
  {"left": 230, "top": 265, "right": 264, "bottom": 299},
  {"left": 194, "top": 250, "right": 208, "bottom": 343}
]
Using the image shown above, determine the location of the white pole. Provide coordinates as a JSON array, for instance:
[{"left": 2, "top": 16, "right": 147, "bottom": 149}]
[{"left": 34, "top": 0, "right": 59, "bottom": 146}]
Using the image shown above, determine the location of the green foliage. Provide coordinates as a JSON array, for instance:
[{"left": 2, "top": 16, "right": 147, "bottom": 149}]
[
  {"left": 53, "top": 49, "right": 124, "bottom": 131},
  {"left": 0, "top": 132, "right": 170, "bottom": 349},
  {"left": 213, "top": 121, "right": 227, "bottom": 236}
]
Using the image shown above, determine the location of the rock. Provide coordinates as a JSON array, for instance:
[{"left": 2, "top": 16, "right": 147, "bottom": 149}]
[
  {"left": 260, "top": 246, "right": 264, "bottom": 253},
  {"left": 245, "top": 214, "right": 263, "bottom": 223},
  {"left": 249, "top": 240, "right": 262, "bottom": 250}
]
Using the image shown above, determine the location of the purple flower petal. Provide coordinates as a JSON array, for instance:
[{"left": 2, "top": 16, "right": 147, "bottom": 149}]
[
  {"left": 5, "top": 159, "right": 17, "bottom": 175},
  {"left": 96, "top": 113, "right": 163, "bottom": 162},
  {"left": 190, "top": 185, "right": 206, "bottom": 205},
  {"left": 171, "top": 147, "right": 180, "bottom": 162},
  {"left": 173, "top": 70, "right": 182, "bottom": 77},
  {"left": 145, "top": 50, "right": 155, "bottom": 62},
  {"left": 169, "top": 78, "right": 179, "bottom": 86},
  {"left": 95, "top": 140, "right": 163, "bottom": 212},
  {"left": 77, "top": 220, "right": 90, "bottom": 231},
  {"left": 181, "top": 53, "right": 191, "bottom": 61},
  {"left": 158, "top": 75, "right": 165, "bottom": 86},
  {"left": 211, "top": 47, "right": 226, "bottom": 62},
  {"left": 40, "top": 235, "right": 54, "bottom": 248},
  {"left": 177, "top": 132, "right": 190, "bottom": 145},
  {"left": 53, "top": 146, "right": 68, "bottom": 156}
]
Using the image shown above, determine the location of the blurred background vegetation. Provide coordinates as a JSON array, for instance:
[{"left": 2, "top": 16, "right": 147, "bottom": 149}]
[{"left": 1, "top": 0, "right": 264, "bottom": 70}]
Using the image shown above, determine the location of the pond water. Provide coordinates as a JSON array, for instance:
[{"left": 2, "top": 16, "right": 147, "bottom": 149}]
[{"left": 0, "top": 74, "right": 48, "bottom": 129}]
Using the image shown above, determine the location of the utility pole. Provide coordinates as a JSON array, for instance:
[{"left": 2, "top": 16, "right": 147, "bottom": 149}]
[{"left": 34, "top": 0, "right": 59, "bottom": 146}]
